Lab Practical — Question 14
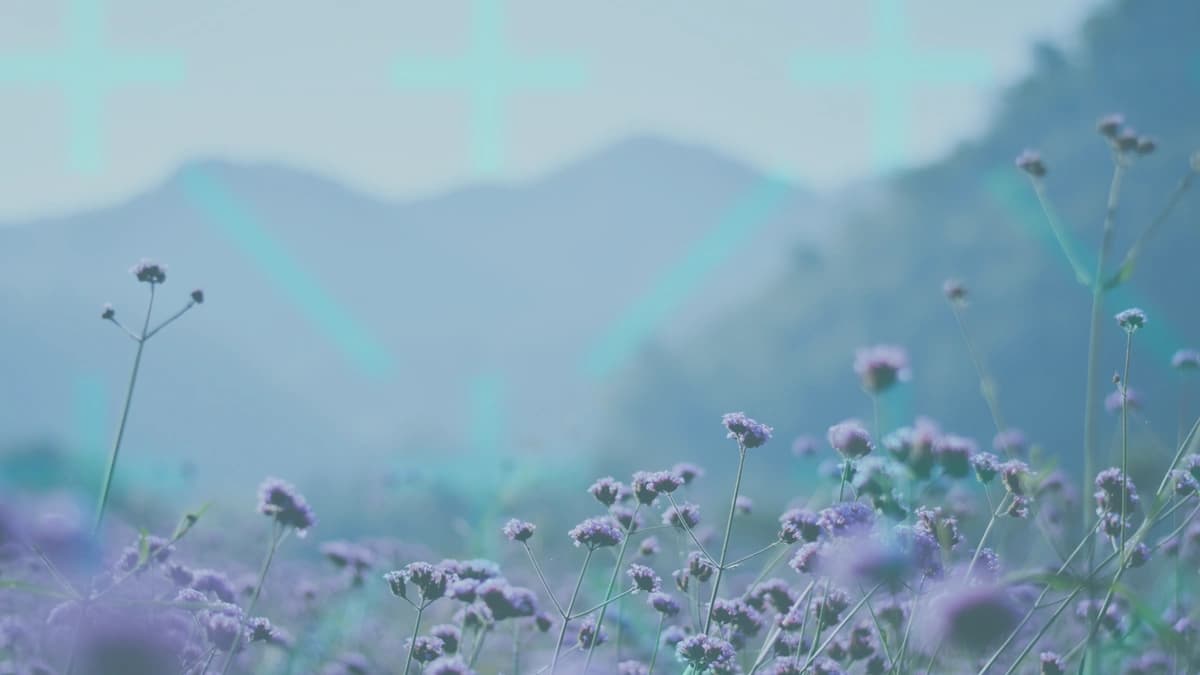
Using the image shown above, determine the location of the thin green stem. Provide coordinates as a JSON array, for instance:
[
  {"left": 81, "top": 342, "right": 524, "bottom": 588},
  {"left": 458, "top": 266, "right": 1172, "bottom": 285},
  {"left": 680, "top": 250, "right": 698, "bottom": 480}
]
[
  {"left": 571, "top": 587, "right": 636, "bottom": 619},
  {"left": 550, "top": 548, "right": 593, "bottom": 675},
  {"left": 468, "top": 626, "right": 490, "bottom": 669},
  {"left": 581, "top": 504, "right": 640, "bottom": 674},
  {"left": 647, "top": 615, "right": 665, "bottom": 675},
  {"left": 801, "top": 583, "right": 882, "bottom": 669},
  {"left": 1031, "top": 176, "right": 1091, "bottom": 286},
  {"left": 725, "top": 541, "right": 780, "bottom": 569},
  {"left": 703, "top": 446, "right": 748, "bottom": 634},
  {"left": 522, "top": 542, "right": 566, "bottom": 618},
  {"left": 967, "top": 497, "right": 1008, "bottom": 579},
  {"left": 219, "top": 523, "right": 285, "bottom": 675},
  {"left": 1119, "top": 331, "right": 1133, "bottom": 556},
  {"left": 401, "top": 605, "right": 425, "bottom": 675},
  {"left": 665, "top": 493, "right": 714, "bottom": 564},
  {"left": 93, "top": 284, "right": 156, "bottom": 534},
  {"left": 747, "top": 545, "right": 791, "bottom": 590},
  {"left": 1080, "top": 157, "right": 1125, "bottom": 675}
]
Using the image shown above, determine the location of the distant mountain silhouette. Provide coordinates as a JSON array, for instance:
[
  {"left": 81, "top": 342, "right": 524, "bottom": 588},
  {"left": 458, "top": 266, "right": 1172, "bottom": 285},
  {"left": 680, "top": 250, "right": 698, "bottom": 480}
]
[
  {"left": 0, "top": 135, "right": 834, "bottom": 513},
  {"left": 597, "top": 0, "right": 1200, "bottom": 502}
]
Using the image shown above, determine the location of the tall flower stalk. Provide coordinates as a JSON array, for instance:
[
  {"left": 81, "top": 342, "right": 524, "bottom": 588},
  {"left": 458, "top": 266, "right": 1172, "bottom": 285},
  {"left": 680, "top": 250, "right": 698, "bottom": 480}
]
[{"left": 94, "top": 260, "right": 203, "bottom": 534}]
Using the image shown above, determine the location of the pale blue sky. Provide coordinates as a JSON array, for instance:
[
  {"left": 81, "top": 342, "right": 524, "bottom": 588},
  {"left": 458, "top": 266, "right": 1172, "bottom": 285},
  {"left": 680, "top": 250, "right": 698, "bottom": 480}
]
[{"left": 0, "top": 0, "right": 1104, "bottom": 220}]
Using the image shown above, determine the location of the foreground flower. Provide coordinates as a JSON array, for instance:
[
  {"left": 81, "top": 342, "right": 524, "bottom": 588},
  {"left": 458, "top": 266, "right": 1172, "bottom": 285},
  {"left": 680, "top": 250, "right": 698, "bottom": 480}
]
[
  {"left": 568, "top": 517, "right": 623, "bottom": 549},
  {"left": 257, "top": 477, "right": 317, "bottom": 535},
  {"left": 722, "top": 412, "right": 773, "bottom": 449}
]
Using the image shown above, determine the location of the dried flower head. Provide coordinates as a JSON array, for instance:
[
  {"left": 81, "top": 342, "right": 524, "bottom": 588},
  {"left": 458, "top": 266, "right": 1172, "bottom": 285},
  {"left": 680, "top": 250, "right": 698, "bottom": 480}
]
[{"left": 131, "top": 259, "right": 167, "bottom": 284}]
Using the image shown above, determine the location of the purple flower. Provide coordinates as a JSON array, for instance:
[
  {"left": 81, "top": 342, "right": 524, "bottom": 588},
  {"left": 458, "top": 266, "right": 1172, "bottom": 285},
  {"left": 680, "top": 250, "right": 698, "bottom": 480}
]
[
  {"left": 828, "top": 421, "right": 874, "bottom": 458},
  {"left": 735, "top": 495, "right": 753, "bottom": 515},
  {"left": 791, "top": 436, "right": 818, "bottom": 458},
  {"left": 710, "top": 598, "right": 764, "bottom": 636},
  {"left": 722, "top": 412, "right": 773, "bottom": 449},
  {"left": 1001, "top": 460, "right": 1032, "bottom": 495},
  {"left": 1104, "top": 386, "right": 1142, "bottom": 414},
  {"left": 130, "top": 259, "right": 167, "bottom": 284},
  {"left": 627, "top": 563, "right": 661, "bottom": 593},
  {"left": 747, "top": 579, "right": 796, "bottom": 614},
  {"left": 1097, "top": 113, "right": 1125, "bottom": 138},
  {"left": 1136, "top": 136, "right": 1157, "bottom": 155},
  {"left": 675, "top": 634, "right": 736, "bottom": 670},
  {"left": 1094, "top": 467, "right": 1139, "bottom": 518},
  {"left": 1040, "top": 651, "right": 1065, "bottom": 675},
  {"left": 204, "top": 611, "right": 244, "bottom": 651},
  {"left": 101, "top": 303, "right": 115, "bottom": 320},
  {"left": 1172, "top": 349, "right": 1200, "bottom": 371},
  {"left": 813, "top": 588, "right": 851, "bottom": 628},
  {"left": 588, "top": 477, "right": 624, "bottom": 506},
  {"left": 407, "top": 636, "right": 444, "bottom": 663},
  {"left": 992, "top": 429, "right": 1028, "bottom": 456},
  {"left": 611, "top": 505, "right": 641, "bottom": 532},
  {"left": 568, "top": 517, "right": 623, "bottom": 549},
  {"left": 631, "top": 471, "right": 680, "bottom": 505},
  {"left": 192, "top": 569, "right": 236, "bottom": 603},
  {"left": 476, "top": 579, "right": 537, "bottom": 620},
  {"left": 971, "top": 453, "right": 1001, "bottom": 484},
  {"left": 672, "top": 462, "right": 704, "bottom": 485},
  {"left": 818, "top": 502, "right": 875, "bottom": 538},
  {"left": 577, "top": 618, "right": 607, "bottom": 649},
  {"left": 618, "top": 660, "right": 649, "bottom": 675},
  {"left": 1125, "top": 542, "right": 1151, "bottom": 569},
  {"left": 687, "top": 551, "right": 715, "bottom": 582},
  {"left": 320, "top": 540, "right": 374, "bottom": 572},
  {"left": 257, "top": 477, "right": 316, "bottom": 534},
  {"left": 663, "top": 502, "right": 701, "bottom": 530},
  {"left": 943, "top": 278, "right": 967, "bottom": 304},
  {"left": 423, "top": 656, "right": 472, "bottom": 675},
  {"left": 247, "top": 617, "right": 275, "bottom": 643},
  {"left": 1007, "top": 495, "right": 1032, "bottom": 519},
  {"left": 648, "top": 591, "right": 680, "bottom": 616},
  {"left": 431, "top": 624, "right": 460, "bottom": 654},
  {"left": 853, "top": 345, "right": 911, "bottom": 393},
  {"left": 501, "top": 519, "right": 535, "bottom": 542},
  {"left": 914, "top": 507, "right": 962, "bottom": 551},
  {"left": 639, "top": 536, "right": 660, "bottom": 557},
  {"left": 386, "top": 562, "right": 451, "bottom": 602},
  {"left": 1115, "top": 308, "right": 1147, "bottom": 332},
  {"left": 778, "top": 508, "right": 822, "bottom": 544},
  {"left": 935, "top": 434, "right": 976, "bottom": 478},
  {"left": 1015, "top": 149, "right": 1047, "bottom": 177},
  {"left": 931, "top": 585, "right": 1021, "bottom": 652},
  {"left": 789, "top": 542, "right": 826, "bottom": 575}
]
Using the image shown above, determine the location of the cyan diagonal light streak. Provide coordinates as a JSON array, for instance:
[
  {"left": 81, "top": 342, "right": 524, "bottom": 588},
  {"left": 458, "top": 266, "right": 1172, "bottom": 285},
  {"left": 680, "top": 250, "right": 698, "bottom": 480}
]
[
  {"left": 178, "top": 168, "right": 395, "bottom": 378},
  {"left": 986, "top": 169, "right": 1185, "bottom": 361},
  {"left": 582, "top": 176, "right": 793, "bottom": 380},
  {"left": 391, "top": 0, "right": 585, "bottom": 175},
  {"left": 791, "top": 0, "right": 989, "bottom": 170},
  {"left": 0, "top": 0, "right": 184, "bottom": 172}
]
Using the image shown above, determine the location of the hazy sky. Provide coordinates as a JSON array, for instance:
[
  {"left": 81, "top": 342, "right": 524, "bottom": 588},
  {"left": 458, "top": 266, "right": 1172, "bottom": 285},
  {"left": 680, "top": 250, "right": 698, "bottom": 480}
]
[{"left": 0, "top": 0, "right": 1105, "bottom": 221}]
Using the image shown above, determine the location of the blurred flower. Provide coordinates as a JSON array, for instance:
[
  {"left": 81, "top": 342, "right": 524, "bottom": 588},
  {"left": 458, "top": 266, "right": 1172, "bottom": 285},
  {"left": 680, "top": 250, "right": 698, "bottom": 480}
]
[
  {"left": 130, "top": 259, "right": 167, "bottom": 284},
  {"left": 258, "top": 477, "right": 316, "bottom": 535},
  {"left": 735, "top": 495, "right": 753, "bottom": 515},
  {"left": 935, "top": 435, "right": 976, "bottom": 478},
  {"left": 778, "top": 508, "right": 822, "bottom": 544},
  {"left": 971, "top": 453, "right": 1000, "bottom": 484},
  {"left": 577, "top": 618, "right": 607, "bottom": 649},
  {"left": 1136, "top": 136, "right": 1157, "bottom": 155},
  {"left": 853, "top": 345, "right": 911, "bottom": 393},
  {"left": 639, "top": 536, "right": 660, "bottom": 557},
  {"left": 431, "top": 625, "right": 460, "bottom": 654},
  {"left": 819, "top": 502, "right": 875, "bottom": 538},
  {"left": 828, "top": 421, "right": 873, "bottom": 459},
  {"left": 407, "top": 636, "right": 444, "bottom": 663},
  {"left": 930, "top": 585, "right": 1021, "bottom": 652},
  {"left": 191, "top": 288, "right": 205, "bottom": 304},
  {"left": 1040, "top": 651, "right": 1066, "bottom": 675},
  {"left": 943, "top": 278, "right": 967, "bottom": 304},
  {"left": 1172, "top": 349, "right": 1200, "bottom": 371},
  {"left": 101, "top": 303, "right": 115, "bottom": 320},
  {"left": 649, "top": 591, "right": 680, "bottom": 616},
  {"left": 664, "top": 502, "right": 700, "bottom": 530},
  {"left": 992, "top": 429, "right": 1028, "bottom": 456},
  {"left": 1097, "top": 114, "right": 1125, "bottom": 138},
  {"left": 192, "top": 569, "right": 236, "bottom": 603},
  {"left": 1104, "top": 386, "right": 1142, "bottom": 414},
  {"left": 1016, "top": 149, "right": 1047, "bottom": 177},
  {"left": 672, "top": 462, "right": 704, "bottom": 485},
  {"left": 476, "top": 580, "right": 537, "bottom": 621}
]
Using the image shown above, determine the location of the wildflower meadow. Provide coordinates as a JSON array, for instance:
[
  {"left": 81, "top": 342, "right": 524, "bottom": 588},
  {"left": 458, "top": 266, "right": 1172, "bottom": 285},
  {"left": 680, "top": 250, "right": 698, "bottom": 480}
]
[{"left": 1, "top": 112, "right": 1199, "bottom": 675}]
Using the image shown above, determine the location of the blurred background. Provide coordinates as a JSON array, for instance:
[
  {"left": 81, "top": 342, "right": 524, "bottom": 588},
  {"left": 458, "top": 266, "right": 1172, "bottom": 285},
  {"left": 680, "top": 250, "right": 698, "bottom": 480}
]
[{"left": 1, "top": 0, "right": 1197, "bottom": 554}]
